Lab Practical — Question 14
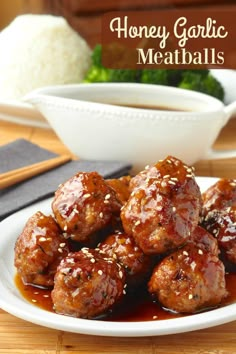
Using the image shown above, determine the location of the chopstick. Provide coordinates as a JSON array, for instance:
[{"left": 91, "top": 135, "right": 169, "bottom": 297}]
[{"left": 0, "top": 154, "right": 72, "bottom": 189}]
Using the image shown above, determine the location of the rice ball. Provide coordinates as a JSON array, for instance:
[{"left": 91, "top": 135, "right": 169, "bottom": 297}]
[{"left": 0, "top": 14, "right": 91, "bottom": 100}]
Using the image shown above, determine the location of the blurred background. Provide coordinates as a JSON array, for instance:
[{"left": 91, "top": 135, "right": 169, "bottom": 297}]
[{"left": 0, "top": 0, "right": 235, "bottom": 47}]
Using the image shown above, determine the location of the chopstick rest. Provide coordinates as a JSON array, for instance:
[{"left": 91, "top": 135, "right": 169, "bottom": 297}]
[{"left": 0, "top": 154, "right": 72, "bottom": 189}]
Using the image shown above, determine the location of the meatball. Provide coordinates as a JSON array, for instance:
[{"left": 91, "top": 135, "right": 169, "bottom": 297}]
[
  {"left": 121, "top": 156, "right": 202, "bottom": 254},
  {"left": 202, "top": 206, "right": 236, "bottom": 264},
  {"left": 52, "top": 171, "right": 121, "bottom": 242},
  {"left": 98, "top": 232, "right": 153, "bottom": 288},
  {"left": 148, "top": 244, "right": 227, "bottom": 313},
  {"left": 106, "top": 175, "right": 131, "bottom": 205},
  {"left": 14, "top": 211, "right": 69, "bottom": 288},
  {"left": 51, "top": 248, "right": 126, "bottom": 319},
  {"left": 188, "top": 225, "right": 219, "bottom": 256},
  {"left": 202, "top": 178, "right": 236, "bottom": 216}
]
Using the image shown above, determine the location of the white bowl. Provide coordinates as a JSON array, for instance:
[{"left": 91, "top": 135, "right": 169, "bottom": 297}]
[{"left": 25, "top": 83, "right": 236, "bottom": 173}]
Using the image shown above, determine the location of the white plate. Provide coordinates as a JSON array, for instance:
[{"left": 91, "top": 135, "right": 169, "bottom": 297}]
[
  {"left": 0, "top": 176, "right": 236, "bottom": 337},
  {"left": 0, "top": 99, "right": 49, "bottom": 128}
]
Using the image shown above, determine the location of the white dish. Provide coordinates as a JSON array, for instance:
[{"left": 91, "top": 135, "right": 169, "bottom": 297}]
[
  {"left": 0, "top": 99, "right": 48, "bottom": 128},
  {"left": 0, "top": 176, "right": 236, "bottom": 337},
  {"left": 0, "top": 70, "right": 235, "bottom": 129},
  {"left": 25, "top": 83, "right": 236, "bottom": 174}
]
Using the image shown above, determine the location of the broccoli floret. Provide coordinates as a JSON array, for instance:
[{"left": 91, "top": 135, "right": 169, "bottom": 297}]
[
  {"left": 83, "top": 66, "right": 140, "bottom": 83},
  {"left": 141, "top": 69, "right": 168, "bottom": 85},
  {"left": 140, "top": 69, "right": 183, "bottom": 86},
  {"left": 84, "top": 44, "right": 141, "bottom": 83},
  {"left": 83, "top": 66, "right": 110, "bottom": 83},
  {"left": 179, "top": 71, "right": 224, "bottom": 101},
  {"left": 109, "top": 69, "right": 140, "bottom": 83},
  {"left": 183, "top": 69, "right": 209, "bottom": 78},
  {"left": 91, "top": 44, "right": 103, "bottom": 67},
  {"left": 85, "top": 46, "right": 224, "bottom": 100}
]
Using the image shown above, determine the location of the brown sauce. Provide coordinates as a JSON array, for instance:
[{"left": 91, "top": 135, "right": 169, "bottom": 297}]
[
  {"left": 14, "top": 272, "right": 236, "bottom": 322},
  {"left": 104, "top": 102, "right": 190, "bottom": 112}
]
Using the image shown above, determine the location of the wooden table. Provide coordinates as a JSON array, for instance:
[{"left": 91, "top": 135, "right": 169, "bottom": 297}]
[{"left": 0, "top": 118, "right": 236, "bottom": 354}]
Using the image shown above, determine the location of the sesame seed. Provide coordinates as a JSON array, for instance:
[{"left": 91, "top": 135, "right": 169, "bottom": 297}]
[
  {"left": 98, "top": 270, "right": 103, "bottom": 275},
  {"left": 31, "top": 299, "right": 37, "bottom": 303},
  {"left": 153, "top": 315, "right": 158, "bottom": 320},
  {"left": 39, "top": 216, "right": 44, "bottom": 219},
  {"left": 156, "top": 206, "right": 162, "bottom": 211},
  {"left": 72, "top": 288, "right": 80, "bottom": 298},
  {"left": 163, "top": 174, "right": 170, "bottom": 179},
  {"left": 39, "top": 237, "right": 46, "bottom": 242},
  {"left": 66, "top": 258, "right": 75, "bottom": 264},
  {"left": 60, "top": 243, "right": 66, "bottom": 247},
  {"left": 119, "top": 271, "right": 123, "bottom": 278},
  {"left": 34, "top": 292, "right": 39, "bottom": 295},
  {"left": 58, "top": 248, "right": 63, "bottom": 253},
  {"left": 168, "top": 180, "right": 176, "bottom": 185},
  {"left": 90, "top": 258, "right": 95, "bottom": 263},
  {"left": 83, "top": 193, "right": 91, "bottom": 199},
  {"left": 99, "top": 212, "right": 103, "bottom": 218},
  {"left": 82, "top": 247, "right": 89, "bottom": 253},
  {"left": 186, "top": 174, "right": 193, "bottom": 178},
  {"left": 190, "top": 261, "right": 197, "bottom": 271},
  {"left": 104, "top": 200, "right": 109, "bottom": 204},
  {"left": 145, "top": 165, "right": 150, "bottom": 170},
  {"left": 171, "top": 177, "right": 178, "bottom": 181},
  {"left": 43, "top": 294, "right": 50, "bottom": 298},
  {"left": 73, "top": 208, "right": 79, "bottom": 214},
  {"left": 63, "top": 225, "right": 68, "bottom": 231},
  {"left": 172, "top": 207, "right": 176, "bottom": 212},
  {"left": 123, "top": 289, "right": 126, "bottom": 295},
  {"left": 135, "top": 220, "right": 141, "bottom": 226},
  {"left": 198, "top": 249, "right": 203, "bottom": 255},
  {"left": 188, "top": 294, "right": 193, "bottom": 300},
  {"left": 183, "top": 250, "right": 189, "bottom": 256},
  {"left": 167, "top": 159, "right": 172, "bottom": 164},
  {"left": 105, "top": 194, "right": 111, "bottom": 200}
]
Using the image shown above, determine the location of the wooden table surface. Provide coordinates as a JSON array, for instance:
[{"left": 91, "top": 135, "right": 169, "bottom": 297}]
[{"left": 0, "top": 118, "right": 236, "bottom": 354}]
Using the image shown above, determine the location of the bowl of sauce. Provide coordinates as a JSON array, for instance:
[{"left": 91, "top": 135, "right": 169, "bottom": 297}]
[{"left": 25, "top": 83, "right": 236, "bottom": 173}]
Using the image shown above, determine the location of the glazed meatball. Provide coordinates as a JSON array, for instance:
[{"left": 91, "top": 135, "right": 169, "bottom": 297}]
[
  {"left": 121, "top": 156, "right": 202, "bottom": 254},
  {"left": 51, "top": 248, "right": 126, "bottom": 319},
  {"left": 188, "top": 225, "right": 219, "bottom": 256},
  {"left": 202, "top": 178, "right": 236, "bottom": 216},
  {"left": 202, "top": 206, "right": 236, "bottom": 264},
  {"left": 98, "top": 232, "right": 153, "bottom": 288},
  {"left": 14, "top": 211, "right": 69, "bottom": 288},
  {"left": 52, "top": 171, "right": 121, "bottom": 242},
  {"left": 106, "top": 175, "right": 131, "bottom": 205},
  {"left": 148, "top": 244, "right": 227, "bottom": 313}
]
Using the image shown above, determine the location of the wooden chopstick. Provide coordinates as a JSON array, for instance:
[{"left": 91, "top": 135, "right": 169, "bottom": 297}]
[{"left": 0, "top": 154, "right": 72, "bottom": 189}]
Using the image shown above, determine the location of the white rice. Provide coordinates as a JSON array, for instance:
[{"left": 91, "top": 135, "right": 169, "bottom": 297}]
[{"left": 0, "top": 14, "right": 91, "bottom": 100}]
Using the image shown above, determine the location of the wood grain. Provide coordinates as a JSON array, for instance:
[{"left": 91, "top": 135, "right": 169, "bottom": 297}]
[{"left": 0, "top": 118, "right": 236, "bottom": 353}]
